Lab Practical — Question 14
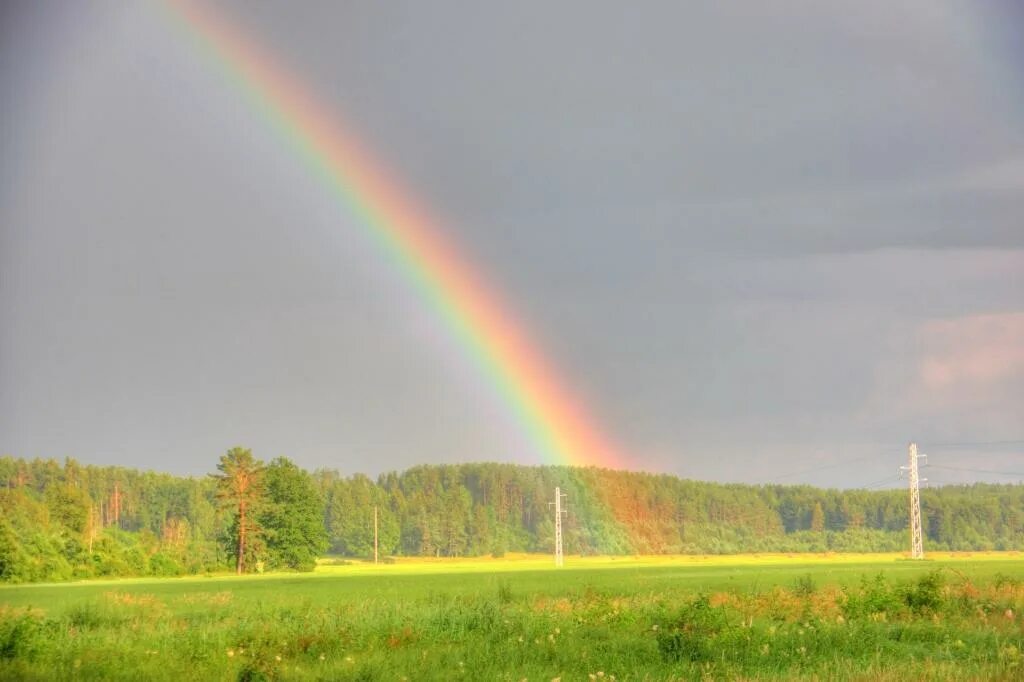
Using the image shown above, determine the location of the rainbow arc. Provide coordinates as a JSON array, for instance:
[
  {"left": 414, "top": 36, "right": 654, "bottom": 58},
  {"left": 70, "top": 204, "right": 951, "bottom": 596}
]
[{"left": 165, "top": 0, "right": 623, "bottom": 469}]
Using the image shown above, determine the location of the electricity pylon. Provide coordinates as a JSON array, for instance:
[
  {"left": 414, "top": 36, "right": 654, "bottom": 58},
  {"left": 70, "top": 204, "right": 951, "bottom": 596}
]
[
  {"left": 900, "top": 442, "right": 927, "bottom": 559},
  {"left": 550, "top": 487, "right": 567, "bottom": 567}
]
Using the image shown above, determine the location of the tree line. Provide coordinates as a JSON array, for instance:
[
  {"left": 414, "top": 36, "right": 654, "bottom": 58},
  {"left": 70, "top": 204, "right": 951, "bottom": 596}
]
[{"left": 0, "top": 452, "right": 1021, "bottom": 582}]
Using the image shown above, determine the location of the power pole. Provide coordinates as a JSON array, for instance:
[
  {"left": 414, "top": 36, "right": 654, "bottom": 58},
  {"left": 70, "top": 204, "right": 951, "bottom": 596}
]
[
  {"left": 374, "top": 506, "right": 379, "bottom": 565},
  {"left": 550, "top": 487, "right": 567, "bottom": 567},
  {"left": 900, "top": 442, "right": 927, "bottom": 559}
]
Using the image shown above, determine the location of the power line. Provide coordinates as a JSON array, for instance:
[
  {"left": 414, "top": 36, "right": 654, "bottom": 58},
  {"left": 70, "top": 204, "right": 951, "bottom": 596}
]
[
  {"left": 772, "top": 457, "right": 871, "bottom": 481},
  {"left": 923, "top": 440, "right": 1024, "bottom": 449},
  {"left": 927, "top": 464, "right": 1024, "bottom": 478},
  {"left": 860, "top": 475, "right": 902, "bottom": 490},
  {"left": 771, "top": 452, "right": 894, "bottom": 482}
]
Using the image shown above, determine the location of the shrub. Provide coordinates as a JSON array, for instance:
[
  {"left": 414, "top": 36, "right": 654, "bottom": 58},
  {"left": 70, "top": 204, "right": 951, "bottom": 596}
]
[
  {"left": 904, "top": 570, "right": 945, "bottom": 614},
  {"left": 656, "top": 595, "right": 730, "bottom": 663},
  {"left": 843, "top": 574, "right": 902, "bottom": 619},
  {"left": 149, "top": 551, "right": 184, "bottom": 577},
  {"left": 0, "top": 613, "right": 45, "bottom": 661}
]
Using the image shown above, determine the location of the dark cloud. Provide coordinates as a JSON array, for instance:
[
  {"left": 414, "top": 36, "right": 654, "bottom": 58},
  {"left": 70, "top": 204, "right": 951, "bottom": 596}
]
[{"left": 1, "top": 1, "right": 1021, "bottom": 484}]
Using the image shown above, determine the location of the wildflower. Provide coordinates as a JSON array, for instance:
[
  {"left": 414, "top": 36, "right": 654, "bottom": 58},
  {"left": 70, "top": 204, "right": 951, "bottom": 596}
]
[
  {"left": 589, "top": 675, "right": 596, "bottom": 681},
  {"left": 554, "top": 627, "right": 560, "bottom": 634},
  {"left": 518, "top": 636, "right": 524, "bottom": 643},
  {"left": 319, "top": 654, "right": 326, "bottom": 661},
  {"left": 651, "top": 624, "right": 658, "bottom": 631},
  {"left": 227, "top": 650, "right": 235, "bottom": 658},
  {"left": 1006, "top": 609, "right": 1015, "bottom": 620},
  {"left": 598, "top": 672, "right": 605, "bottom": 678},
  {"left": 345, "top": 656, "right": 354, "bottom": 663},
  {"left": 552, "top": 678, "right": 561, "bottom": 682},
  {"left": 548, "top": 634, "right": 555, "bottom": 642},
  {"left": 275, "top": 655, "right": 282, "bottom": 662},
  {"left": 835, "top": 615, "right": 845, "bottom": 624}
]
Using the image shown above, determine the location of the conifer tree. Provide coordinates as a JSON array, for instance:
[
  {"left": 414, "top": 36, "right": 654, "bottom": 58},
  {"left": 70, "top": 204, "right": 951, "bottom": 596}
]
[{"left": 213, "top": 447, "right": 265, "bottom": 574}]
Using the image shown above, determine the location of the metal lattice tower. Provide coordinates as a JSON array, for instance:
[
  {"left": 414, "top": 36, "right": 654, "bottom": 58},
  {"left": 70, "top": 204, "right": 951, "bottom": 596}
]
[
  {"left": 900, "top": 442, "right": 927, "bottom": 559},
  {"left": 551, "top": 487, "right": 567, "bottom": 567}
]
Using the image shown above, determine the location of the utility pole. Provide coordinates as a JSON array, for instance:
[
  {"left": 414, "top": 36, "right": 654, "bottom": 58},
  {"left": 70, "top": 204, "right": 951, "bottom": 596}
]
[
  {"left": 374, "top": 506, "right": 379, "bottom": 565},
  {"left": 900, "top": 442, "right": 927, "bottom": 559},
  {"left": 550, "top": 487, "right": 567, "bottom": 567}
]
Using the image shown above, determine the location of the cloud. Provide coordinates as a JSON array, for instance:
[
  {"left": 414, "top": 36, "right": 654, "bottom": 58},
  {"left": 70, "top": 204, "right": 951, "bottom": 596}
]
[{"left": 919, "top": 312, "right": 1024, "bottom": 392}]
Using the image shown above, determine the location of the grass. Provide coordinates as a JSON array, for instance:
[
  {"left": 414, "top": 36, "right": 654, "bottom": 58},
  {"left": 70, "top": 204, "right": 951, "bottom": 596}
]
[{"left": 1, "top": 552, "right": 1022, "bottom": 680}]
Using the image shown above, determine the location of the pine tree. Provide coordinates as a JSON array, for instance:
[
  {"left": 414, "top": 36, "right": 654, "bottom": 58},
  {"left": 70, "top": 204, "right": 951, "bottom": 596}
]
[{"left": 212, "top": 447, "right": 265, "bottom": 574}]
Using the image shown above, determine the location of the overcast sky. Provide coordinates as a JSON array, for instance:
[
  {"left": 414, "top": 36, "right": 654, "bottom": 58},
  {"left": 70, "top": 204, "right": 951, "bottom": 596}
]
[{"left": 2, "top": 1, "right": 1022, "bottom": 487}]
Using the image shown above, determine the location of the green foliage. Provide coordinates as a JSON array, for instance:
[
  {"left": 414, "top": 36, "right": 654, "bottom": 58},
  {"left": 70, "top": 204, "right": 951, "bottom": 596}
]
[
  {"left": 497, "top": 580, "right": 514, "bottom": 604},
  {"left": 903, "top": 569, "right": 945, "bottom": 614},
  {"left": 0, "top": 521, "right": 28, "bottom": 583},
  {"left": 0, "top": 612, "right": 46, "bottom": 661},
  {"left": 213, "top": 448, "right": 266, "bottom": 575},
  {"left": 793, "top": 573, "right": 817, "bottom": 597},
  {"left": 260, "top": 458, "right": 327, "bottom": 571},
  {"left": 1, "top": 453, "right": 1024, "bottom": 584},
  {"left": 843, "top": 574, "right": 904, "bottom": 619},
  {"left": 657, "top": 595, "right": 730, "bottom": 662}
]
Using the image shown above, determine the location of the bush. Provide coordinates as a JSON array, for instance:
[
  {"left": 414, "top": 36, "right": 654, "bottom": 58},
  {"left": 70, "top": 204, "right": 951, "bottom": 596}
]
[
  {"left": 657, "top": 595, "right": 731, "bottom": 663},
  {"left": 904, "top": 570, "right": 945, "bottom": 614},
  {"left": 0, "top": 613, "right": 45, "bottom": 661},
  {"left": 843, "top": 574, "right": 902, "bottom": 619},
  {"left": 149, "top": 551, "right": 184, "bottom": 577}
]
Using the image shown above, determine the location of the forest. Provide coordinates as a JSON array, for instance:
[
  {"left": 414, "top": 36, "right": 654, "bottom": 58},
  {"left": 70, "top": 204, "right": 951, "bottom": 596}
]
[{"left": 0, "top": 452, "right": 1021, "bottom": 582}]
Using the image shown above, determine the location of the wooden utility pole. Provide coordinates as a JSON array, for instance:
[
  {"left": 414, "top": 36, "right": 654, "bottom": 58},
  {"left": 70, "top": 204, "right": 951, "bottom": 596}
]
[{"left": 87, "top": 504, "right": 98, "bottom": 553}]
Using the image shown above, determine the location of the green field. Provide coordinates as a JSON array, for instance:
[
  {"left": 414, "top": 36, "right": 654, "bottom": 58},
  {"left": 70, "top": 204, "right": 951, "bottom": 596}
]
[{"left": 2, "top": 553, "right": 1023, "bottom": 680}]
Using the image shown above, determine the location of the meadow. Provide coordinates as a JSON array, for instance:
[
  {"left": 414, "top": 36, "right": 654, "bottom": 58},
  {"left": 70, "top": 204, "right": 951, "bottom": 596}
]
[{"left": 1, "top": 553, "right": 1023, "bottom": 680}]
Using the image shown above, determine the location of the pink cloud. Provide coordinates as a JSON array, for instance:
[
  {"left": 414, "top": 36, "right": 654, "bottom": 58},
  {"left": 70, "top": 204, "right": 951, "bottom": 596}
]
[{"left": 919, "top": 312, "right": 1024, "bottom": 390}]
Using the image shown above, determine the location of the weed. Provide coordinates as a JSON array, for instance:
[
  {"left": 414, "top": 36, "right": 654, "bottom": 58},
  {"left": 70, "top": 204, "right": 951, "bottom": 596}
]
[
  {"left": 497, "top": 580, "right": 514, "bottom": 604},
  {"left": 793, "top": 573, "right": 817, "bottom": 597}
]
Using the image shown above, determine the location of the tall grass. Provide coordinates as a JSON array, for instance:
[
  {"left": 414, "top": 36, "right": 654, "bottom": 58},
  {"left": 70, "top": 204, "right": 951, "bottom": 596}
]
[{"left": 1, "top": 557, "right": 1022, "bottom": 680}]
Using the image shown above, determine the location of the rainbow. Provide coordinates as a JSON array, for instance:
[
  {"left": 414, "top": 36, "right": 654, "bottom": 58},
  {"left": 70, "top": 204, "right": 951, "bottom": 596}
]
[{"left": 164, "top": 0, "right": 622, "bottom": 469}]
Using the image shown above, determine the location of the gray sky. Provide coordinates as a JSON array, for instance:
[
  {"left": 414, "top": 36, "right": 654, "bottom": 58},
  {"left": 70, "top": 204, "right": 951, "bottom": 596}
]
[{"left": 2, "top": 0, "right": 1022, "bottom": 487}]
